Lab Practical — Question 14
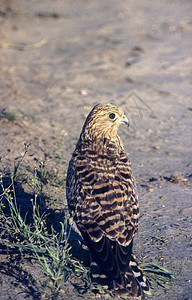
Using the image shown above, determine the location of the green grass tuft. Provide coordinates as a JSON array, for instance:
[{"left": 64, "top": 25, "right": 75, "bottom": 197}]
[
  {"left": 0, "top": 174, "right": 91, "bottom": 298},
  {"left": 140, "top": 262, "right": 176, "bottom": 288},
  {"left": 36, "top": 163, "right": 66, "bottom": 187},
  {"left": 0, "top": 110, "right": 21, "bottom": 121}
]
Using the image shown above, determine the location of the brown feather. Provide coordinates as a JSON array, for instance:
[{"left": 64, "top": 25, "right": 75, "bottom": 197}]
[{"left": 66, "top": 103, "right": 150, "bottom": 297}]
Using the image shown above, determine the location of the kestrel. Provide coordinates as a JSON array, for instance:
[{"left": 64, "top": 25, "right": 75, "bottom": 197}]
[{"left": 66, "top": 103, "right": 150, "bottom": 297}]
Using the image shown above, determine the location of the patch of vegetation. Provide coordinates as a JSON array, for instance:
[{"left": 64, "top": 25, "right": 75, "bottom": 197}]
[
  {"left": 0, "top": 109, "right": 21, "bottom": 121},
  {"left": 14, "top": 143, "right": 66, "bottom": 189},
  {"left": 36, "top": 162, "right": 66, "bottom": 187},
  {"left": 0, "top": 174, "right": 94, "bottom": 299},
  {"left": 140, "top": 262, "right": 175, "bottom": 289}
]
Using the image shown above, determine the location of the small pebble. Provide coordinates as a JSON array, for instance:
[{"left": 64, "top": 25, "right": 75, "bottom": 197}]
[
  {"left": 147, "top": 187, "right": 154, "bottom": 192},
  {"left": 80, "top": 89, "right": 88, "bottom": 96},
  {"left": 147, "top": 129, "right": 153, "bottom": 134},
  {"left": 152, "top": 145, "right": 160, "bottom": 150}
]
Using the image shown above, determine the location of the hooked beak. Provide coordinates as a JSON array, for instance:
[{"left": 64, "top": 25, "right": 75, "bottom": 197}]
[{"left": 119, "top": 115, "right": 129, "bottom": 127}]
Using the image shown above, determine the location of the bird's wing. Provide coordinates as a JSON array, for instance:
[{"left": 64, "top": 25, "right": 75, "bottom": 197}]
[{"left": 66, "top": 151, "right": 139, "bottom": 280}]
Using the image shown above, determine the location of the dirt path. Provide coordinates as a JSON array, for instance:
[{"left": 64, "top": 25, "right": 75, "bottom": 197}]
[{"left": 0, "top": 0, "right": 192, "bottom": 299}]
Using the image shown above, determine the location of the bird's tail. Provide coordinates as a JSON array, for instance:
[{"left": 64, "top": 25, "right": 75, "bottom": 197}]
[{"left": 91, "top": 254, "right": 151, "bottom": 297}]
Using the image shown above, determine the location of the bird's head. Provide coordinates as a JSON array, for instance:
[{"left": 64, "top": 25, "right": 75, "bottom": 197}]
[{"left": 81, "top": 103, "right": 129, "bottom": 141}]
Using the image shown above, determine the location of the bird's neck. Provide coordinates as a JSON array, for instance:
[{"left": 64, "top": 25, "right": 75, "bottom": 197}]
[{"left": 77, "top": 133, "right": 124, "bottom": 156}]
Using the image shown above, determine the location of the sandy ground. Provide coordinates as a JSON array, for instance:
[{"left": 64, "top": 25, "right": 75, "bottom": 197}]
[{"left": 0, "top": 0, "right": 192, "bottom": 299}]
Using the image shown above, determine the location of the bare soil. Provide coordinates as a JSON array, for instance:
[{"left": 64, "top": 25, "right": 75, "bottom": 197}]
[{"left": 0, "top": 0, "right": 192, "bottom": 299}]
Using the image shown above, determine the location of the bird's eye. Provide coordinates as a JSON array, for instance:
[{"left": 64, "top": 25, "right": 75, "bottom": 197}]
[{"left": 108, "top": 113, "right": 116, "bottom": 120}]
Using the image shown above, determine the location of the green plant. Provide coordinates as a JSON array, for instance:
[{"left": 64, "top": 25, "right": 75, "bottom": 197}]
[
  {"left": 36, "top": 163, "right": 66, "bottom": 187},
  {"left": 0, "top": 174, "right": 91, "bottom": 299},
  {"left": 0, "top": 110, "right": 21, "bottom": 121},
  {"left": 140, "top": 262, "right": 175, "bottom": 288}
]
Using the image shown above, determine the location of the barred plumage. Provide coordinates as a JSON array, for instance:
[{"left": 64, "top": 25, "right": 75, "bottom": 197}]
[{"left": 66, "top": 103, "right": 150, "bottom": 297}]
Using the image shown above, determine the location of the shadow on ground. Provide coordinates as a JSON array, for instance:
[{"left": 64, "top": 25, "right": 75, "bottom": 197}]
[{"left": 0, "top": 175, "right": 89, "bottom": 300}]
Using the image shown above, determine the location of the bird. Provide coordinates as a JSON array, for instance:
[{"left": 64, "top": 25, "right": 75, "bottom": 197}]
[{"left": 66, "top": 103, "right": 150, "bottom": 297}]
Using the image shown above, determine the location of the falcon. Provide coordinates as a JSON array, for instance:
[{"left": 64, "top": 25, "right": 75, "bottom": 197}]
[{"left": 66, "top": 103, "right": 150, "bottom": 297}]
